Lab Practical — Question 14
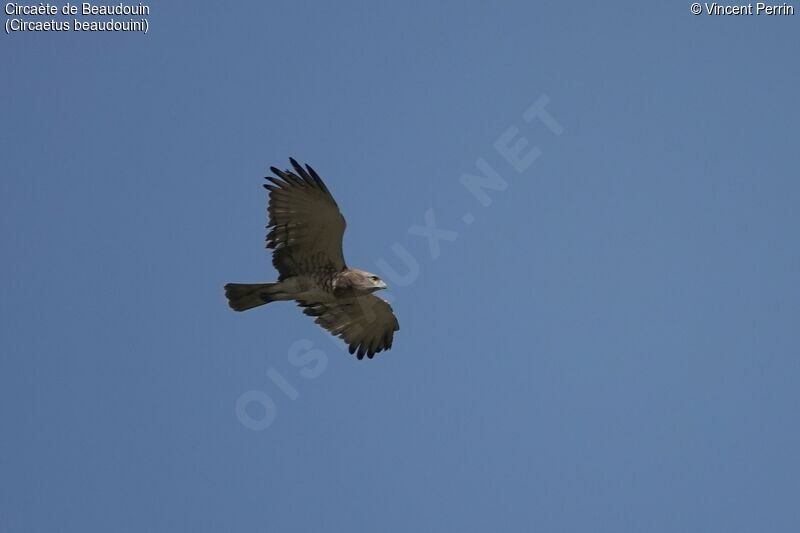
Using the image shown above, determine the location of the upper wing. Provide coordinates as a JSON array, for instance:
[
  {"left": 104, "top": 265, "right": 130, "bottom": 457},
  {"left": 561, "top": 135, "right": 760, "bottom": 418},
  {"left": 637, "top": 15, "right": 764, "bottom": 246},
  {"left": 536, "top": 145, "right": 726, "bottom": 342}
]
[
  {"left": 264, "top": 159, "right": 347, "bottom": 280},
  {"left": 299, "top": 294, "right": 400, "bottom": 359}
]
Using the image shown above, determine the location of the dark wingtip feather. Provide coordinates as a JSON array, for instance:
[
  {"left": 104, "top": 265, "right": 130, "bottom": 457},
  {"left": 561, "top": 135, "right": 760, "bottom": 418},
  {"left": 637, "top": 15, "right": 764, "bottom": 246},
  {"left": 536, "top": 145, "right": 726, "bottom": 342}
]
[
  {"left": 305, "top": 164, "right": 330, "bottom": 193},
  {"left": 265, "top": 176, "right": 287, "bottom": 188},
  {"left": 270, "top": 171, "right": 300, "bottom": 188},
  {"left": 289, "top": 158, "right": 312, "bottom": 183}
]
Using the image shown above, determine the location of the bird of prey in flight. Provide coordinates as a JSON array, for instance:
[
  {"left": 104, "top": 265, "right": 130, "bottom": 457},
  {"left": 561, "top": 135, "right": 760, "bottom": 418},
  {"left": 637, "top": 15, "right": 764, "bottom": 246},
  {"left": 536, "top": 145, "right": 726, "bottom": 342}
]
[{"left": 225, "top": 158, "right": 399, "bottom": 359}]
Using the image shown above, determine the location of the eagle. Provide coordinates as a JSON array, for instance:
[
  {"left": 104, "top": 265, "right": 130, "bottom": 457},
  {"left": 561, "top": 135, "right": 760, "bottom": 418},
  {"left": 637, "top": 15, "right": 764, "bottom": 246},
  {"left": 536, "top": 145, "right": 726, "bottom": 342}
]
[{"left": 224, "top": 158, "right": 399, "bottom": 359}]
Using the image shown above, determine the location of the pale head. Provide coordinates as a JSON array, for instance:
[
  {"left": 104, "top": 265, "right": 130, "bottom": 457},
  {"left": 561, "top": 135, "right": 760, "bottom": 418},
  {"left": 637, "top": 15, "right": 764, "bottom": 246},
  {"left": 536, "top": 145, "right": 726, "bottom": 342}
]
[{"left": 334, "top": 268, "right": 387, "bottom": 295}]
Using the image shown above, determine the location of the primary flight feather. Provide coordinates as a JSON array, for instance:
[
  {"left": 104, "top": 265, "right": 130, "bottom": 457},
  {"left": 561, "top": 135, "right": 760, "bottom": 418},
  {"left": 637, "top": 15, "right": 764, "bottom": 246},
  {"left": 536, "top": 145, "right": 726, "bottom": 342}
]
[{"left": 224, "top": 158, "right": 399, "bottom": 359}]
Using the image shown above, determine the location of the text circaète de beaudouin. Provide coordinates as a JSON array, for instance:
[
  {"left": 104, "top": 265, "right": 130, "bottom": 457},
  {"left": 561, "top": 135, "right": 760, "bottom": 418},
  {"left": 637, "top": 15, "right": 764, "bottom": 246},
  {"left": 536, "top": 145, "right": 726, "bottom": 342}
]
[{"left": 5, "top": 3, "right": 150, "bottom": 16}]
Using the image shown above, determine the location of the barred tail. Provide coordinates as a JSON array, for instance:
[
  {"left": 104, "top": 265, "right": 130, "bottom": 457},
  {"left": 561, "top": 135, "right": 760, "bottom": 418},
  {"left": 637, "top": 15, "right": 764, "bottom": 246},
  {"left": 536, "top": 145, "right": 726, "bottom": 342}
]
[{"left": 224, "top": 283, "right": 279, "bottom": 312}]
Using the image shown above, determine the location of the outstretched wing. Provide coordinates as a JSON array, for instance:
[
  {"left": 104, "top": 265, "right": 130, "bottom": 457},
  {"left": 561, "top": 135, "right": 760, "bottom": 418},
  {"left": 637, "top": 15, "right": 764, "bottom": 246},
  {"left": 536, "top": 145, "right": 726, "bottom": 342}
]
[
  {"left": 264, "top": 159, "right": 347, "bottom": 280},
  {"left": 299, "top": 294, "right": 400, "bottom": 359}
]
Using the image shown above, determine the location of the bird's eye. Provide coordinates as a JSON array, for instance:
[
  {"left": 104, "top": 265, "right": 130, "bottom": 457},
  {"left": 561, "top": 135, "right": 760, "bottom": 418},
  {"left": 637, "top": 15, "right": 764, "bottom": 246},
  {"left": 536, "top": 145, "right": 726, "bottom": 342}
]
[{"left": 371, "top": 276, "right": 379, "bottom": 281}]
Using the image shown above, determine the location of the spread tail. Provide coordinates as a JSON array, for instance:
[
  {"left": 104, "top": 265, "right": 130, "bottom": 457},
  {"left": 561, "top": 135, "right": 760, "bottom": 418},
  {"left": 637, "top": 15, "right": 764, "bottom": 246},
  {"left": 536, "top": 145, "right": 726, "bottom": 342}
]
[{"left": 224, "top": 282, "right": 279, "bottom": 312}]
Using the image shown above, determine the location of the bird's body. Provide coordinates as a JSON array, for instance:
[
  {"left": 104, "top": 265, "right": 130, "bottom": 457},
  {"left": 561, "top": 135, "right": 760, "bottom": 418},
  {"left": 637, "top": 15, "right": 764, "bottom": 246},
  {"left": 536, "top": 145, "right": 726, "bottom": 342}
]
[{"left": 225, "top": 159, "right": 399, "bottom": 359}]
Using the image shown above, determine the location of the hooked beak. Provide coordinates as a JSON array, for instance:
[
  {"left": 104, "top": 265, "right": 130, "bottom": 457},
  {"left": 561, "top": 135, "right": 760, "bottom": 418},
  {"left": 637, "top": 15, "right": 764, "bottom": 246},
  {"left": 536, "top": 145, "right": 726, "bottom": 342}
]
[{"left": 377, "top": 280, "right": 387, "bottom": 290}]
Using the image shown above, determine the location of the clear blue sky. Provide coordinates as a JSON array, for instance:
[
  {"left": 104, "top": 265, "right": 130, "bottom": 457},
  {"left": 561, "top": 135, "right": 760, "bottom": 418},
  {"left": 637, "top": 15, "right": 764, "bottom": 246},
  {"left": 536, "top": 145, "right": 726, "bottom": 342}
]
[{"left": 2, "top": 2, "right": 799, "bottom": 532}]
